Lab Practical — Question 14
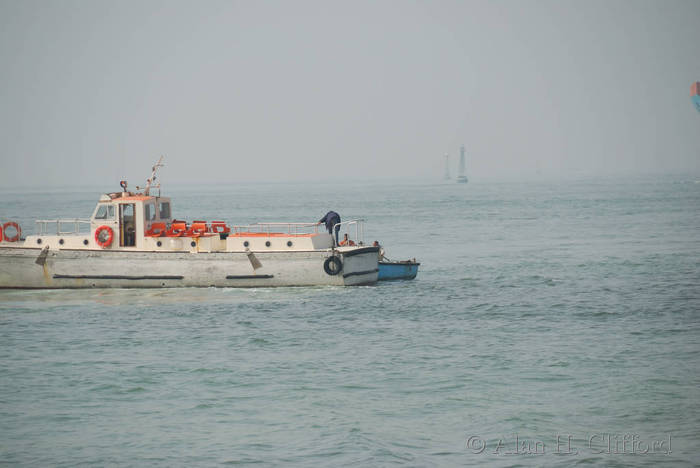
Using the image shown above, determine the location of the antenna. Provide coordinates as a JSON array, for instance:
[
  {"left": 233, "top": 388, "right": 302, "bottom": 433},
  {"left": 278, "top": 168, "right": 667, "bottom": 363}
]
[{"left": 138, "top": 156, "right": 165, "bottom": 196}]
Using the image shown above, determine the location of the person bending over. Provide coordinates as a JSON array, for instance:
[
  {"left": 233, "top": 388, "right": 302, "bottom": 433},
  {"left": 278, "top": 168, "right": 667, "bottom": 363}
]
[{"left": 318, "top": 211, "right": 341, "bottom": 245}]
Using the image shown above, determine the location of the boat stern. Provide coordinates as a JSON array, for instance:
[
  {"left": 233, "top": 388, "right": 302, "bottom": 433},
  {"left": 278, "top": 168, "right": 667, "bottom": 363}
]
[{"left": 337, "top": 246, "right": 380, "bottom": 285}]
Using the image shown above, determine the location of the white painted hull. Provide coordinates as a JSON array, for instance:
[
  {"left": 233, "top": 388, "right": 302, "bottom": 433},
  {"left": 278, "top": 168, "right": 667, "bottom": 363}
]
[{"left": 0, "top": 247, "right": 379, "bottom": 288}]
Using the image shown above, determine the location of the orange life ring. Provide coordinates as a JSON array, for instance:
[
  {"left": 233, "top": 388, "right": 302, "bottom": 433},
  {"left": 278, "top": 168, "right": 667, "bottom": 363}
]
[
  {"left": 95, "top": 225, "right": 114, "bottom": 248},
  {"left": 0, "top": 224, "right": 3, "bottom": 243},
  {"left": 2, "top": 221, "right": 21, "bottom": 242}
]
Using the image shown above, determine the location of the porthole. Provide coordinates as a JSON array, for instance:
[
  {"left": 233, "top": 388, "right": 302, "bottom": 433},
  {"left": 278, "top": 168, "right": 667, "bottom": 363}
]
[
  {"left": 191, "top": 241, "right": 196, "bottom": 247},
  {"left": 265, "top": 241, "right": 271, "bottom": 247},
  {"left": 287, "top": 241, "right": 293, "bottom": 247},
  {"left": 59, "top": 239, "right": 65, "bottom": 245},
  {"left": 83, "top": 239, "right": 89, "bottom": 245},
  {"left": 37, "top": 238, "right": 42, "bottom": 245},
  {"left": 156, "top": 241, "right": 162, "bottom": 247},
  {"left": 243, "top": 241, "right": 249, "bottom": 247}
]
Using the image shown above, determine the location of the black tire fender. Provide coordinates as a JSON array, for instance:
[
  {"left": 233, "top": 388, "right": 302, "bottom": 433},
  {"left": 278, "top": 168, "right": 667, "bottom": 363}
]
[{"left": 323, "top": 255, "right": 343, "bottom": 276}]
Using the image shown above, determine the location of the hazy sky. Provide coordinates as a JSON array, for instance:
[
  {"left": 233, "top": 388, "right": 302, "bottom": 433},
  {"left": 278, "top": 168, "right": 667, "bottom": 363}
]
[{"left": 1, "top": 0, "right": 698, "bottom": 186}]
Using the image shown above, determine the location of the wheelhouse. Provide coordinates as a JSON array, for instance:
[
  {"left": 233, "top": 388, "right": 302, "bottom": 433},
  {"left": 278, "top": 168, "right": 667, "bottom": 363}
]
[{"left": 91, "top": 193, "right": 172, "bottom": 248}]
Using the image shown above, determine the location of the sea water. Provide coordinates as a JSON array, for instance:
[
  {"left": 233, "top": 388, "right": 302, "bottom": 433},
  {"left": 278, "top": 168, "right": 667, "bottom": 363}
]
[{"left": 1, "top": 176, "right": 699, "bottom": 467}]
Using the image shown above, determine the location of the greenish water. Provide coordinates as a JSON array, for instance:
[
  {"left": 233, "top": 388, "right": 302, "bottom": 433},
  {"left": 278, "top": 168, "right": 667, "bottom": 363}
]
[{"left": 1, "top": 176, "right": 699, "bottom": 466}]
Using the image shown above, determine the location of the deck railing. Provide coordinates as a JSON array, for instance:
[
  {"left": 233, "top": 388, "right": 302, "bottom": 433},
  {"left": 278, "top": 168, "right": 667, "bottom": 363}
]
[
  {"left": 229, "top": 219, "right": 366, "bottom": 243},
  {"left": 230, "top": 222, "right": 321, "bottom": 236},
  {"left": 35, "top": 219, "right": 92, "bottom": 235},
  {"left": 332, "top": 219, "right": 365, "bottom": 244}
]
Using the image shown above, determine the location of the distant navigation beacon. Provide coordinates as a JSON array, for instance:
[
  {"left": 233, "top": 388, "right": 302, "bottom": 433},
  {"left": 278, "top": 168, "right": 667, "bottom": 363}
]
[
  {"left": 693, "top": 82, "right": 700, "bottom": 113},
  {"left": 456, "top": 144, "right": 468, "bottom": 183},
  {"left": 444, "top": 153, "right": 450, "bottom": 180}
]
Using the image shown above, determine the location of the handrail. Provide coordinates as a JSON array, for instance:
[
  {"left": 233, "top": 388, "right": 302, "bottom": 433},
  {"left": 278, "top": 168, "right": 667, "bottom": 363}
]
[
  {"left": 332, "top": 219, "right": 365, "bottom": 244},
  {"left": 227, "top": 219, "right": 366, "bottom": 241},
  {"left": 248, "top": 222, "right": 321, "bottom": 236},
  {"left": 231, "top": 222, "right": 321, "bottom": 236},
  {"left": 250, "top": 222, "right": 319, "bottom": 226},
  {"left": 35, "top": 218, "right": 91, "bottom": 236}
]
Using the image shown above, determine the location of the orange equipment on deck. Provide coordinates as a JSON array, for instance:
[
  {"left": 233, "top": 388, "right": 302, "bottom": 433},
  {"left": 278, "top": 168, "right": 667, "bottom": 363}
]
[
  {"left": 185, "top": 222, "right": 208, "bottom": 237},
  {"left": 210, "top": 221, "right": 230, "bottom": 234},
  {"left": 145, "top": 222, "right": 167, "bottom": 237},
  {"left": 166, "top": 222, "right": 187, "bottom": 237}
]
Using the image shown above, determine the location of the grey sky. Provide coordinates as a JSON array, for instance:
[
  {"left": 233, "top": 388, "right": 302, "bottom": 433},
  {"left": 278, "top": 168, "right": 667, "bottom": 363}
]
[{"left": 1, "top": 0, "right": 698, "bottom": 186}]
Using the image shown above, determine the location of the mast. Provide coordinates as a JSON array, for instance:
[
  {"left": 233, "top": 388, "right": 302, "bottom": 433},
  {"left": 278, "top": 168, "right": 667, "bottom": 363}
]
[
  {"left": 136, "top": 156, "right": 165, "bottom": 196},
  {"left": 444, "top": 153, "right": 450, "bottom": 180}
]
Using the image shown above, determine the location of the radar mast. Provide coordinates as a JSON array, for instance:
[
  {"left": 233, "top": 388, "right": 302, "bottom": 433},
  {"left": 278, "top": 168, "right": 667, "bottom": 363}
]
[{"left": 136, "top": 156, "right": 165, "bottom": 196}]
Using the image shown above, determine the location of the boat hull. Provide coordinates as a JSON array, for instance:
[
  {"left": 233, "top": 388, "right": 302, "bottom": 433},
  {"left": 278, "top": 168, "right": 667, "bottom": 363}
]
[
  {"left": 377, "top": 261, "right": 419, "bottom": 281},
  {"left": 0, "top": 246, "right": 379, "bottom": 288}
]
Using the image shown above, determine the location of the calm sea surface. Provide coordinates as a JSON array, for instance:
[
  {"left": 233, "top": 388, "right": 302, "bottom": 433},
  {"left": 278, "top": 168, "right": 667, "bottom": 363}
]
[{"left": 1, "top": 176, "right": 699, "bottom": 467}]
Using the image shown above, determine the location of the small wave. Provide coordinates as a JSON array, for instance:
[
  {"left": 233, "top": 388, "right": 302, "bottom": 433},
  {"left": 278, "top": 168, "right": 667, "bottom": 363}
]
[
  {"left": 192, "top": 402, "right": 214, "bottom": 409},
  {"left": 248, "top": 337, "right": 271, "bottom": 345},
  {"left": 548, "top": 361, "right": 570, "bottom": 367},
  {"left": 125, "top": 386, "right": 146, "bottom": 393}
]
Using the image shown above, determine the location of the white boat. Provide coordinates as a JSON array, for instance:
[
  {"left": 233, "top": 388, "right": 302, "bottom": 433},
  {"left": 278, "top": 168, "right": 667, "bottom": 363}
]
[{"left": 0, "top": 160, "right": 379, "bottom": 289}]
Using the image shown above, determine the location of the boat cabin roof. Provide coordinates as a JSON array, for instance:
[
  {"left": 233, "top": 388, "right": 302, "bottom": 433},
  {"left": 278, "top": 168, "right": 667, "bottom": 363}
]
[{"left": 99, "top": 192, "right": 165, "bottom": 203}]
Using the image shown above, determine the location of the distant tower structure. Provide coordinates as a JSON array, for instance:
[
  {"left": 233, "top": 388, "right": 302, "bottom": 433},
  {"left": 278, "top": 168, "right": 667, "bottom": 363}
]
[
  {"left": 456, "top": 144, "right": 468, "bottom": 183},
  {"left": 444, "top": 153, "right": 450, "bottom": 180}
]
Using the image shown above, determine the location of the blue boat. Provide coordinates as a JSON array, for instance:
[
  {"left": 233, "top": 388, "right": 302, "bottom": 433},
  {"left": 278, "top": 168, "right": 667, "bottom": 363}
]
[{"left": 378, "top": 261, "right": 420, "bottom": 281}]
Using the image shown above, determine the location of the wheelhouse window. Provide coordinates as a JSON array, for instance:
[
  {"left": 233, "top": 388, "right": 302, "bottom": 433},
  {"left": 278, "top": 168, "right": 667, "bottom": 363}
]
[
  {"left": 94, "top": 204, "right": 115, "bottom": 220},
  {"left": 159, "top": 202, "right": 171, "bottom": 219},
  {"left": 145, "top": 203, "right": 156, "bottom": 221}
]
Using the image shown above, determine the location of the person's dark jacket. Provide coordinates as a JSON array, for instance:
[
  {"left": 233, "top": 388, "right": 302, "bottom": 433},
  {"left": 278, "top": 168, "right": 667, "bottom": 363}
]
[{"left": 319, "top": 211, "right": 340, "bottom": 231}]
